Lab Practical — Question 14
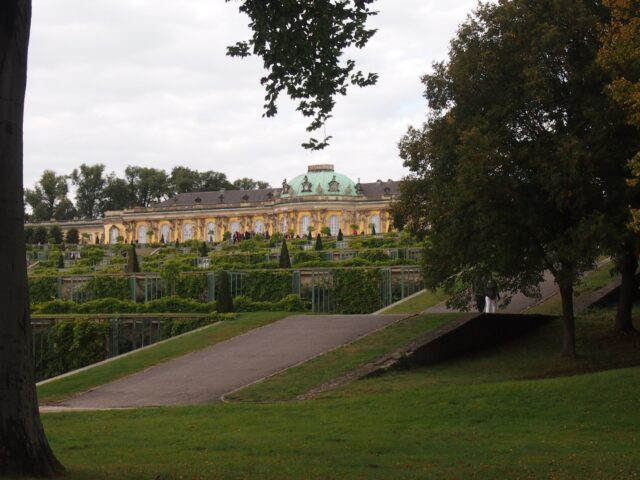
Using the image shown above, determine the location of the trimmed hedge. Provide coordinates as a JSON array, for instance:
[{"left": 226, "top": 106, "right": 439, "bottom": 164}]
[{"left": 244, "top": 271, "right": 293, "bottom": 302}]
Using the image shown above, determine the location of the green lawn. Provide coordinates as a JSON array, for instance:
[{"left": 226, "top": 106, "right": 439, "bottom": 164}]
[
  {"left": 40, "top": 364, "right": 640, "bottom": 479},
  {"left": 225, "top": 312, "right": 460, "bottom": 402},
  {"left": 380, "top": 289, "right": 448, "bottom": 314},
  {"left": 38, "top": 312, "right": 292, "bottom": 404},
  {"left": 34, "top": 304, "right": 640, "bottom": 479}
]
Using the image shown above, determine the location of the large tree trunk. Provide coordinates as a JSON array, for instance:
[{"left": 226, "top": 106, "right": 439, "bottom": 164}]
[
  {"left": 614, "top": 243, "right": 637, "bottom": 333},
  {"left": 559, "top": 281, "right": 576, "bottom": 357},
  {"left": 0, "top": 1, "right": 65, "bottom": 477}
]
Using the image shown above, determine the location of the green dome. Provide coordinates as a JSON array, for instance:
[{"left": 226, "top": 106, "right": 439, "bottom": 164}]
[{"left": 281, "top": 165, "right": 358, "bottom": 197}]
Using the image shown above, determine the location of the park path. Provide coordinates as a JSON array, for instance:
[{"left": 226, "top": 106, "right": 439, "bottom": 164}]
[{"left": 46, "top": 314, "right": 406, "bottom": 409}]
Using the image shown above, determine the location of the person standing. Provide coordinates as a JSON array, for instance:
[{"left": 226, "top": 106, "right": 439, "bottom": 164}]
[{"left": 484, "top": 280, "right": 499, "bottom": 313}]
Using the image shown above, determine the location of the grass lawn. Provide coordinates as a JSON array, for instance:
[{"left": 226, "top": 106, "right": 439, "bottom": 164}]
[
  {"left": 38, "top": 312, "right": 292, "bottom": 404},
  {"left": 380, "top": 289, "right": 448, "bottom": 314},
  {"left": 225, "top": 313, "right": 461, "bottom": 402},
  {"left": 35, "top": 304, "right": 640, "bottom": 479}
]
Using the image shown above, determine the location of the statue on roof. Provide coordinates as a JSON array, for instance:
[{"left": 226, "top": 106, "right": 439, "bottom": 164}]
[
  {"left": 282, "top": 179, "right": 291, "bottom": 194},
  {"left": 301, "top": 175, "right": 312, "bottom": 193},
  {"left": 328, "top": 175, "right": 340, "bottom": 192}
]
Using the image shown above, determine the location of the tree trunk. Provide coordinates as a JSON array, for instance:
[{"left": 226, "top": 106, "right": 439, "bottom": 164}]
[
  {"left": 614, "top": 244, "right": 637, "bottom": 333},
  {"left": 0, "top": 1, "right": 65, "bottom": 476},
  {"left": 558, "top": 280, "right": 576, "bottom": 358}
]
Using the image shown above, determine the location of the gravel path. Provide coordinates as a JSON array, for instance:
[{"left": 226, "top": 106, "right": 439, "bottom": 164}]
[{"left": 49, "top": 314, "right": 406, "bottom": 409}]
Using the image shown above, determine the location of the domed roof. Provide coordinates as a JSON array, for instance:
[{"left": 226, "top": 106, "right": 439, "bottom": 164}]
[{"left": 281, "top": 165, "right": 358, "bottom": 197}]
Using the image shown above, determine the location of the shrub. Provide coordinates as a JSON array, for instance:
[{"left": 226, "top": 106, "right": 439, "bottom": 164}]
[
  {"left": 49, "top": 225, "right": 64, "bottom": 244},
  {"left": 65, "top": 228, "right": 79, "bottom": 244},
  {"left": 198, "top": 242, "right": 209, "bottom": 258},
  {"left": 279, "top": 238, "right": 291, "bottom": 268},
  {"left": 24, "top": 226, "right": 35, "bottom": 244},
  {"left": 333, "top": 269, "right": 383, "bottom": 314},
  {"left": 34, "top": 226, "right": 48, "bottom": 244},
  {"left": 175, "top": 273, "right": 208, "bottom": 302},
  {"left": 244, "top": 271, "right": 292, "bottom": 302},
  {"left": 29, "top": 276, "right": 58, "bottom": 304},
  {"left": 314, "top": 234, "right": 323, "bottom": 251},
  {"left": 127, "top": 244, "right": 140, "bottom": 273},
  {"left": 215, "top": 271, "right": 234, "bottom": 313},
  {"left": 85, "top": 275, "right": 130, "bottom": 300}
]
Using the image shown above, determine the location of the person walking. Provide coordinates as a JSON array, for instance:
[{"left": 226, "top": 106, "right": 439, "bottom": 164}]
[{"left": 484, "top": 280, "right": 499, "bottom": 313}]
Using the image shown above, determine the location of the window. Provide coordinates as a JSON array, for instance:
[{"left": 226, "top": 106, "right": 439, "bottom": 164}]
[
  {"left": 230, "top": 221, "right": 240, "bottom": 234},
  {"left": 206, "top": 222, "right": 215, "bottom": 242},
  {"left": 280, "top": 217, "right": 288, "bottom": 234},
  {"left": 109, "top": 227, "right": 120, "bottom": 244},
  {"left": 160, "top": 224, "right": 171, "bottom": 243},
  {"left": 254, "top": 220, "right": 264, "bottom": 234},
  {"left": 137, "top": 225, "right": 147, "bottom": 244},
  {"left": 299, "top": 215, "right": 311, "bottom": 235},
  {"left": 329, "top": 215, "right": 340, "bottom": 236},
  {"left": 369, "top": 215, "right": 381, "bottom": 234},
  {"left": 183, "top": 223, "right": 193, "bottom": 241}
]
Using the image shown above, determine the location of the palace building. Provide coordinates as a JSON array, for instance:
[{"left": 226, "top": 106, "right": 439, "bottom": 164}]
[{"left": 30, "top": 165, "right": 400, "bottom": 244}]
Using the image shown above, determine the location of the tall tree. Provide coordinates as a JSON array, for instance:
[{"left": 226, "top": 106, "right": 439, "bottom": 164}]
[
  {"left": 101, "top": 173, "right": 132, "bottom": 212},
  {"left": 232, "top": 177, "right": 271, "bottom": 190},
  {"left": 199, "top": 170, "right": 234, "bottom": 192},
  {"left": 125, "top": 166, "right": 171, "bottom": 207},
  {"left": 0, "top": 0, "right": 65, "bottom": 475},
  {"left": 599, "top": 0, "right": 640, "bottom": 333},
  {"left": 24, "top": 169, "right": 69, "bottom": 221},
  {"left": 71, "top": 163, "right": 106, "bottom": 218},
  {"left": 170, "top": 166, "right": 202, "bottom": 194},
  {"left": 397, "top": 0, "right": 635, "bottom": 357}
]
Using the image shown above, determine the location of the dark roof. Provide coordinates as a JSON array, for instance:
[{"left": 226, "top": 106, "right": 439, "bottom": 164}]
[
  {"left": 156, "top": 188, "right": 280, "bottom": 207},
  {"left": 155, "top": 180, "right": 400, "bottom": 208}
]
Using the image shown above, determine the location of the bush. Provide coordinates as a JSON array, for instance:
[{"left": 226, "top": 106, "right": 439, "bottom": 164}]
[
  {"left": 333, "top": 269, "right": 383, "bottom": 314},
  {"left": 244, "top": 271, "right": 292, "bottom": 302},
  {"left": 175, "top": 273, "right": 208, "bottom": 301},
  {"left": 66, "top": 228, "right": 79, "bottom": 244},
  {"left": 233, "top": 294, "right": 308, "bottom": 312},
  {"left": 29, "top": 276, "right": 58, "bottom": 304},
  {"left": 85, "top": 275, "right": 130, "bottom": 300},
  {"left": 24, "top": 226, "right": 35, "bottom": 244},
  {"left": 49, "top": 225, "right": 64, "bottom": 244},
  {"left": 279, "top": 239, "right": 291, "bottom": 268},
  {"left": 215, "top": 271, "right": 234, "bottom": 313},
  {"left": 34, "top": 226, "right": 48, "bottom": 244},
  {"left": 314, "top": 234, "right": 323, "bottom": 251},
  {"left": 143, "top": 297, "right": 214, "bottom": 314}
]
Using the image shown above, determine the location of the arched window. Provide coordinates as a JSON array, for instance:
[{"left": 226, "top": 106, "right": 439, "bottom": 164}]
[
  {"left": 369, "top": 215, "right": 381, "bottom": 234},
  {"left": 137, "top": 225, "right": 147, "bottom": 244},
  {"left": 183, "top": 223, "right": 193, "bottom": 241},
  {"left": 160, "top": 224, "right": 171, "bottom": 243},
  {"left": 299, "top": 215, "right": 311, "bottom": 235},
  {"left": 206, "top": 222, "right": 215, "bottom": 242},
  {"left": 254, "top": 220, "right": 264, "bottom": 234},
  {"left": 280, "top": 217, "right": 288, "bottom": 234},
  {"left": 109, "top": 226, "right": 120, "bottom": 244},
  {"left": 230, "top": 221, "right": 240, "bottom": 234},
  {"left": 329, "top": 215, "right": 340, "bottom": 236}
]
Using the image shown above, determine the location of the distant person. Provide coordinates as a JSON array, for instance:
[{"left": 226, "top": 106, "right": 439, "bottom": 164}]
[
  {"left": 484, "top": 280, "right": 499, "bottom": 313},
  {"left": 475, "top": 292, "right": 486, "bottom": 313}
]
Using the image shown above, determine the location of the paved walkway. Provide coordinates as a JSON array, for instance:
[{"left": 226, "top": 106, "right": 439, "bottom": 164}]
[
  {"left": 422, "top": 270, "right": 559, "bottom": 314},
  {"left": 47, "top": 314, "right": 406, "bottom": 409}
]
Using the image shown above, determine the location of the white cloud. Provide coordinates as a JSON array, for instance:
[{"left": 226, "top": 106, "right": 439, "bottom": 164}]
[{"left": 24, "top": 0, "right": 479, "bottom": 191}]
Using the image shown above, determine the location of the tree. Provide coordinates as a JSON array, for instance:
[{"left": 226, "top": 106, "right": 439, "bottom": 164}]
[
  {"left": 0, "top": 1, "right": 64, "bottom": 475},
  {"left": 53, "top": 196, "right": 77, "bottom": 220},
  {"left": 57, "top": 253, "right": 64, "bottom": 269},
  {"left": 199, "top": 171, "right": 234, "bottom": 192},
  {"left": 337, "top": 229, "right": 344, "bottom": 241},
  {"left": 228, "top": 0, "right": 378, "bottom": 149},
  {"left": 314, "top": 233, "right": 323, "bottom": 251},
  {"left": 215, "top": 271, "right": 234, "bottom": 313},
  {"left": 232, "top": 177, "right": 270, "bottom": 190},
  {"left": 370, "top": 223, "right": 376, "bottom": 235},
  {"left": 126, "top": 244, "right": 140, "bottom": 273},
  {"left": 102, "top": 173, "right": 132, "bottom": 212},
  {"left": 71, "top": 163, "right": 106, "bottom": 219},
  {"left": 33, "top": 226, "right": 48, "bottom": 245},
  {"left": 170, "top": 166, "right": 202, "bottom": 194},
  {"left": 48, "top": 225, "right": 63, "bottom": 244},
  {"left": 2, "top": 1, "right": 376, "bottom": 475},
  {"left": 65, "top": 227, "right": 79, "bottom": 244},
  {"left": 24, "top": 169, "right": 70, "bottom": 221},
  {"left": 198, "top": 241, "right": 209, "bottom": 258},
  {"left": 125, "top": 166, "right": 171, "bottom": 207},
  {"left": 397, "top": 0, "right": 635, "bottom": 357},
  {"left": 24, "top": 226, "right": 34, "bottom": 244},
  {"left": 599, "top": 0, "right": 640, "bottom": 333},
  {"left": 279, "top": 238, "right": 291, "bottom": 268}
]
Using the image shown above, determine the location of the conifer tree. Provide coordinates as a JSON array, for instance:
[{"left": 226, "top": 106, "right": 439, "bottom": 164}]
[
  {"left": 127, "top": 244, "right": 140, "bottom": 273},
  {"left": 216, "top": 271, "right": 234, "bottom": 313},
  {"left": 337, "top": 229, "right": 344, "bottom": 241},
  {"left": 279, "top": 238, "right": 291, "bottom": 268},
  {"left": 314, "top": 233, "right": 323, "bottom": 251}
]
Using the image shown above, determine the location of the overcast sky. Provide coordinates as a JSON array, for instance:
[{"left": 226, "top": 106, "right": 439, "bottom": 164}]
[{"left": 25, "top": 0, "right": 479, "bottom": 191}]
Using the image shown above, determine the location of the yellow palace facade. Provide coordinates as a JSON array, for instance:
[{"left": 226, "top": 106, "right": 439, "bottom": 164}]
[{"left": 33, "top": 165, "right": 400, "bottom": 244}]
